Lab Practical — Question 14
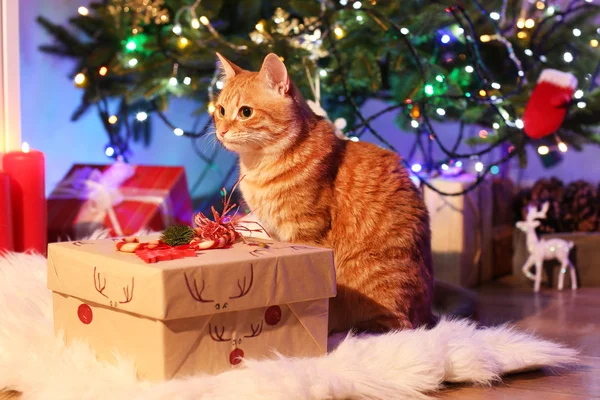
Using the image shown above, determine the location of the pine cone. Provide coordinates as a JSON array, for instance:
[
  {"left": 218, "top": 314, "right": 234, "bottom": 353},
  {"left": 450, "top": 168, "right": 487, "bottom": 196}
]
[
  {"left": 525, "top": 177, "right": 565, "bottom": 233},
  {"left": 562, "top": 180, "right": 598, "bottom": 232}
]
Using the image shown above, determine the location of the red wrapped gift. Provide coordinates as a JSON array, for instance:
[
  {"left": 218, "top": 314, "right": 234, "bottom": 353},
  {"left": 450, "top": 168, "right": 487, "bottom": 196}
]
[{"left": 47, "top": 162, "right": 192, "bottom": 242}]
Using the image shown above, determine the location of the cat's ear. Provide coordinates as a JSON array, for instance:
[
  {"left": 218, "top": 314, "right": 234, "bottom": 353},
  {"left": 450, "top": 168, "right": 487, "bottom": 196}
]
[
  {"left": 216, "top": 52, "right": 243, "bottom": 81},
  {"left": 258, "top": 53, "right": 290, "bottom": 95}
]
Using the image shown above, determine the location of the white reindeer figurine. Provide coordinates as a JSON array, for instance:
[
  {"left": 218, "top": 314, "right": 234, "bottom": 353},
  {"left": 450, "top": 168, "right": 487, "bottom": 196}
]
[{"left": 516, "top": 202, "right": 578, "bottom": 292}]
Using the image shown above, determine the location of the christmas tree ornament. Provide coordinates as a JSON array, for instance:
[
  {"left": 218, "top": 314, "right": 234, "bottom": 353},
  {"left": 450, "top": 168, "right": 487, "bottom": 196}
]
[
  {"left": 523, "top": 69, "right": 578, "bottom": 139},
  {"left": 516, "top": 202, "right": 578, "bottom": 292}
]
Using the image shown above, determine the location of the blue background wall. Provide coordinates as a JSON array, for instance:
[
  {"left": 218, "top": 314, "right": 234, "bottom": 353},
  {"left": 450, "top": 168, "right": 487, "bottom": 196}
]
[{"left": 19, "top": 0, "right": 600, "bottom": 204}]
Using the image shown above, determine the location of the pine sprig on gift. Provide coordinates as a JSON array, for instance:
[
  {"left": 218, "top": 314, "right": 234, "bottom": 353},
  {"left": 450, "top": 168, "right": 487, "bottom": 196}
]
[{"left": 160, "top": 224, "right": 196, "bottom": 247}]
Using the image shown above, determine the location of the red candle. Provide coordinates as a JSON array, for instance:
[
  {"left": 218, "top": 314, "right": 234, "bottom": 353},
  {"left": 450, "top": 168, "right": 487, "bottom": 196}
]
[
  {"left": 1, "top": 143, "right": 47, "bottom": 255},
  {"left": 0, "top": 171, "right": 14, "bottom": 253}
]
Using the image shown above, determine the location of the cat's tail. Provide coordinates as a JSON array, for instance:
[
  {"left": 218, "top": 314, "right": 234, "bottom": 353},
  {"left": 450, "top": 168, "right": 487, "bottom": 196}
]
[{"left": 320, "top": 317, "right": 578, "bottom": 399}]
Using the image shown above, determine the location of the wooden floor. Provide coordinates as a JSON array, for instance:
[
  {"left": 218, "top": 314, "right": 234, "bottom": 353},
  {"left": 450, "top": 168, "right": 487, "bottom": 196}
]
[{"left": 438, "top": 277, "right": 600, "bottom": 399}]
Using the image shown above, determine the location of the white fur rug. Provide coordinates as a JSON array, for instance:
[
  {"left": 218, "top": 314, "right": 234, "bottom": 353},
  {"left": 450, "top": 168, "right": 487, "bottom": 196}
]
[{"left": 0, "top": 244, "right": 578, "bottom": 399}]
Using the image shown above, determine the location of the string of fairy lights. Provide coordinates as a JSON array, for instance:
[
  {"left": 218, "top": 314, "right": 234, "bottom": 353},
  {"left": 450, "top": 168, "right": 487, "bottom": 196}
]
[{"left": 69, "top": 0, "right": 599, "bottom": 197}]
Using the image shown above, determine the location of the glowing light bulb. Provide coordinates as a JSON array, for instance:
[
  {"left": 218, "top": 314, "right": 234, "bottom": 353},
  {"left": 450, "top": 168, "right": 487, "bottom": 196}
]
[
  {"left": 563, "top": 52, "right": 574, "bottom": 63},
  {"left": 475, "top": 162, "right": 484, "bottom": 172},
  {"left": 411, "top": 120, "right": 420, "bottom": 128},
  {"left": 178, "top": 37, "right": 189, "bottom": 48},
  {"left": 524, "top": 49, "right": 533, "bottom": 56},
  {"left": 216, "top": 81, "right": 224, "bottom": 89},
  {"left": 515, "top": 119, "right": 524, "bottom": 129},
  {"left": 208, "top": 102, "right": 216, "bottom": 113},
  {"left": 424, "top": 84, "right": 434, "bottom": 96},
  {"left": 558, "top": 142, "right": 568, "bottom": 152},
  {"left": 99, "top": 66, "right": 108, "bottom": 76},
  {"left": 319, "top": 69, "right": 328, "bottom": 77},
  {"left": 349, "top": 136, "right": 359, "bottom": 142},
  {"left": 574, "top": 90, "right": 584, "bottom": 99},
  {"left": 577, "top": 101, "right": 586, "bottom": 108},
  {"left": 479, "top": 129, "right": 488, "bottom": 138},
  {"left": 353, "top": 1, "right": 362, "bottom": 9},
  {"left": 465, "top": 65, "right": 474, "bottom": 73},
  {"left": 334, "top": 27, "right": 345, "bottom": 38},
  {"left": 356, "top": 15, "right": 363, "bottom": 22},
  {"left": 136, "top": 112, "right": 148, "bottom": 122},
  {"left": 183, "top": 77, "right": 192, "bottom": 85},
  {"left": 255, "top": 22, "right": 265, "bottom": 32},
  {"left": 174, "top": 128, "right": 184, "bottom": 136},
  {"left": 491, "top": 82, "right": 501, "bottom": 89},
  {"left": 490, "top": 12, "right": 500, "bottom": 20},
  {"left": 591, "top": 39, "right": 599, "bottom": 48},
  {"left": 573, "top": 28, "right": 581, "bottom": 37},
  {"left": 172, "top": 24, "right": 182, "bottom": 35},
  {"left": 517, "top": 19, "right": 525, "bottom": 29},
  {"left": 74, "top": 73, "right": 86, "bottom": 85},
  {"left": 105, "top": 146, "right": 115, "bottom": 157},
  {"left": 455, "top": 161, "right": 463, "bottom": 167},
  {"left": 21, "top": 142, "right": 30, "bottom": 153},
  {"left": 340, "top": 0, "right": 348, "bottom": 5},
  {"left": 539, "top": 55, "right": 547, "bottom": 62},
  {"left": 126, "top": 41, "right": 136, "bottom": 51},
  {"left": 525, "top": 19, "right": 535, "bottom": 29},
  {"left": 490, "top": 165, "right": 500, "bottom": 175},
  {"left": 547, "top": 6, "right": 555, "bottom": 15},
  {"left": 517, "top": 31, "right": 528, "bottom": 39},
  {"left": 479, "top": 89, "right": 487, "bottom": 97},
  {"left": 191, "top": 18, "right": 200, "bottom": 29},
  {"left": 200, "top": 16, "right": 210, "bottom": 26},
  {"left": 436, "top": 108, "right": 446, "bottom": 116},
  {"left": 400, "top": 27, "right": 409, "bottom": 35},
  {"left": 480, "top": 34, "right": 491, "bottom": 42},
  {"left": 78, "top": 6, "right": 89, "bottom": 16},
  {"left": 537, "top": 145, "right": 549, "bottom": 155},
  {"left": 441, "top": 164, "right": 449, "bottom": 171},
  {"left": 518, "top": 70, "right": 525, "bottom": 77},
  {"left": 169, "top": 77, "right": 178, "bottom": 86},
  {"left": 108, "top": 115, "right": 118, "bottom": 124},
  {"left": 536, "top": 1, "right": 545, "bottom": 10},
  {"left": 441, "top": 34, "right": 451, "bottom": 44},
  {"left": 128, "top": 58, "right": 138, "bottom": 67},
  {"left": 493, "top": 123, "right": 500, "bottom": 129},
  {"left": 411, "top": 164, "right": 422, "bottom": 173}
]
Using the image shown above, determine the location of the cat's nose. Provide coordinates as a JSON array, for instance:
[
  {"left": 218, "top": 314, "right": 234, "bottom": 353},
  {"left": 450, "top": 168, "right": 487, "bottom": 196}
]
[{"left": 218, "top": 129, "right": 229, "bottom": 137}]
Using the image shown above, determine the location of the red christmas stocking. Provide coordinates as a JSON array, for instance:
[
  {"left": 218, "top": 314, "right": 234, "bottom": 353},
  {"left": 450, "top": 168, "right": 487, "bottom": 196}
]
[{"left": 523, "top": 69, "right": 578, "bottom": 140}]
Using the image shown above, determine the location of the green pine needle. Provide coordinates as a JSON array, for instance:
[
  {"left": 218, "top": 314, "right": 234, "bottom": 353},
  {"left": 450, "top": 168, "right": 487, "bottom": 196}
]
[{"left": 160, "top": 224, "right": 196, "bottom": 246}]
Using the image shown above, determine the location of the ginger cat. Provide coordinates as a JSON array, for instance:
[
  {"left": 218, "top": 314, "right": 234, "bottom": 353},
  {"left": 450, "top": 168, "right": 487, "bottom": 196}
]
[{"left": 213, "top": 52, "right": 434, "bottom": 333}]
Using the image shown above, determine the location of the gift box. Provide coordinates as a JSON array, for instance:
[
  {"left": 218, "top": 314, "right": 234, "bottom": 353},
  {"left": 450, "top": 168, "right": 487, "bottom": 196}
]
[
  {"left": 422, "top": 174, "right": 493, "bottom": 288},
  {"left": 47, "top": 236, "right": 336, "bottom": 380},
  {"left": 47, "top": 163, "right": 192, "bottom": 242}
]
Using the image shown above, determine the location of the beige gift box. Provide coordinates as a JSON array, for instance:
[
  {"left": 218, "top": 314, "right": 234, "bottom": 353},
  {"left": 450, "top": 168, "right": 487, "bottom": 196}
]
[{"left": 47, "top": 237, "right": 336, "bottom": 381}]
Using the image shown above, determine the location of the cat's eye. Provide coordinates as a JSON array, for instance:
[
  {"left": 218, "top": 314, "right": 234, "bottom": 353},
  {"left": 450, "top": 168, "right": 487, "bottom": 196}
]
[
  {"left": 239, "top": 106, "right": 253, "bottom": 119},
  {"left": 218, "top": 105, "right": 225, "bottom": 117}
]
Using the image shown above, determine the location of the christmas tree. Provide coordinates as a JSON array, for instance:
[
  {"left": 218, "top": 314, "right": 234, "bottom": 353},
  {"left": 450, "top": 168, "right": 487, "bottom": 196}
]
[{"left": 37, "top": 0, "right": 600, "bottom": 198}]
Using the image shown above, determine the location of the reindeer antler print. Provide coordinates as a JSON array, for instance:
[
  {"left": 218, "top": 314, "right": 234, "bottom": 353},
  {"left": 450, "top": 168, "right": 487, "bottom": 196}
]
[
  {"left": 119, "top": 277, "right": 135, "bottom": 304},
  {"left": 93, "top": 267, "right": 108, "bottom": 298},
  {"left": 209, "top": 324, "right": 231, "bottom": 342},
  {"left": 229, "top": 264, "right": 254, "bottom": 299},
  {"left": 184, "top": 273, "right": 215, "bottom": 303},
  {"left": 244, "top": 321, "right": 264, "bottom": 338}
]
